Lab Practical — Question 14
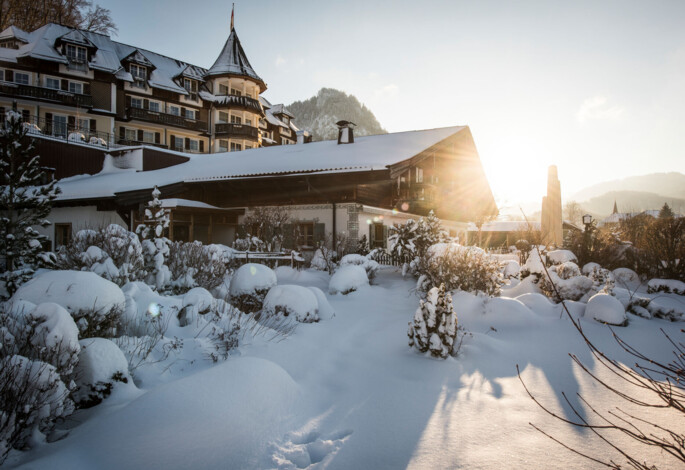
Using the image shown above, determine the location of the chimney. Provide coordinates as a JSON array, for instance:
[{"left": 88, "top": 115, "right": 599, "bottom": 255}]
[
  {"left": 297, "top": 129, "right": 312, "bottom": 144},
  {"left": 336, "top": 120, "right": 356, "bottom": 144}
]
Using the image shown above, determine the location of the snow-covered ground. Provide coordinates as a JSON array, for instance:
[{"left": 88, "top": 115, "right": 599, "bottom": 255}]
[{"left": 6, "top": 267, "right": 684, "bottom": 469}]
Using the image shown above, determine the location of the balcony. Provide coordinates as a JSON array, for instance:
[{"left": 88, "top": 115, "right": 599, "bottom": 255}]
[
  {"left": 0, "top": 82, "right": 92, "bottom": 107},
  {"left": 214, "top": 123, "right": 260, "bottom": 141},
  {"left": 116, "top": 139, "right": 168, "bottom": 149},
  {"left": 127, "top": 107, "right": 207, "bottom": 132},
  {"left": 213, "top": 94, "right": 263, "bottom": 114}
]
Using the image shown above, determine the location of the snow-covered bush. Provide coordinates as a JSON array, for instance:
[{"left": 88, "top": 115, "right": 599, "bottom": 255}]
[
  {"left": 339, "top": 254, "right": 380, "bottom": 280},
  {"left": 55, "top": 224, "right": 146, "bottom": 286},
  {"left": 0, "top": 355, "right": 74, "bottom": 463},
  {"left": 612, "top": 268, "right": 641, "bottom": 290},
  {"left": 647, "top": 279, "right": 685, "bottom": 296},
  {"left": 310, "top": 245, "right": 336, "bottom": 273},
  {"left": 408, "top": 284, "right": 457, "bottom": 359},
  {"left": 387, "top": 219, "right": 417, "bottom": 259},
  {"left": 586, "top": 293, "right": 627, "bottom": 326},
  {"left": 547, "top": 249, "right": 578, "bottom": 265},
  {"left": 329, "top": 265, "right": 369, "bottom": 295},
  {"left": 141, "top": 238, "right": 171, "bottom": 292},
  {"left": 520, "top": 248, "right": 546, "bottom": 279},
  {"left": 538, "top": 266, "right": 594, "bottom": 302},
  {"left": 262, "top": 285, "right": 319, "bottom": 323},
  {"left": 72, "top": 338, "right": 131, "bottom": 408},
  {"left": 167, "top": 241, "right": 230, "bottom": 294},
  {"left": 582, "top": 262, "right": 601, "bottom": 275},
  {"left": 306, "top": 286, "right": 335, "bottom": 320},
  {"left": 12, "top": 270, "right": 125, "bottom": 338},
  {"left": 178, "top": 287, "right": 214, "bottom": 327},
  {"left": 229, "top": 263, "right": 277, "bottom": 312},
  {"left": 502, "top": 260, "right": 521, "bottom": 279},
  {"left": 416, "top": 243, "right": 503, "bottom": 296},
  {"left": 0, "top": 111, "right": 60, "bottom": 297}
]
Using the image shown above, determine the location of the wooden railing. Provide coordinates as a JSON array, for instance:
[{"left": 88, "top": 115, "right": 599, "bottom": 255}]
[
  {"left": 214, "top": 123, "right": 260, "bottom": 140},
  {"left": 0, "top": 82, "right": 92, "bottom": 107},
  {"left": 127, "top": 107, "right": 207, "bottom": 132}
]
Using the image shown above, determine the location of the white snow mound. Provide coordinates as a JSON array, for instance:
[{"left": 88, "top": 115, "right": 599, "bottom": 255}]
[
  {"left": 547, "top": 250, "right": 577, "bottom": 265},
  {"left": 75, "top": 337, "right": 131, "bottom": 387},
  {"left": 262, "top": 285, "right": 319, "bottom": 323},
  {"left": 307, "top": 286, "right": 335, "bottom": 320},
  {"left": 586, "top": 293, "right": 627, "bottom": 326},
  {"left": 329, "top": 265, "right": 369, "bottom": 295},
  {"left": 229, "top": 263, "right": 277, "bottom": 297}
]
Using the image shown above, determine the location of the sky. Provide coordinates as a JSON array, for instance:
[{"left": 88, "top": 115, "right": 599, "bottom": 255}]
[{"left": 95, "top": 0, "right": 685, "bottom": 211}]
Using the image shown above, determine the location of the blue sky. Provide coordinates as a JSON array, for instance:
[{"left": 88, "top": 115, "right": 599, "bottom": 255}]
[{"left": 96, "top": 0, "right": 685, "bottom": 207}]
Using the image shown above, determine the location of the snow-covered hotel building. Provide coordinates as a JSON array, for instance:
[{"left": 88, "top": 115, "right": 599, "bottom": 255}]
[
  {"left": 0, "top": 22, "right": 497, "bottom": 252},
  {"left": 0, "top": 22, "right": 300, "bottom": 153}
]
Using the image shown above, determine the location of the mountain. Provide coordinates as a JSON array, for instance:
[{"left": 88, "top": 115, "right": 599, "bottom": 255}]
[
  {"left": 288, "top": 88, "right": 387, "bottom": 141},
  {"left": 578, "top": 191, "right": 685, "bottom": 217},
  {"left": 571, "top": 172, "right": 685, "bottom": 202}
]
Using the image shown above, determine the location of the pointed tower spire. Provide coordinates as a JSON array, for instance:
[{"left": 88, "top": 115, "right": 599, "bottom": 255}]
[
  {"left": 612, "top": 200, "right": 618, "bottom": 214},
  {"left": 230, "top": 3, "right": 235, "bottom": 31},
  {"left": 204, "top": 27, "right": 266, "bottom": 91}
]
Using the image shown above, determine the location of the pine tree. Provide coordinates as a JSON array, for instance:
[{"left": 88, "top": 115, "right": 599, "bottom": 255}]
[
  {"left": 408, "top": 284, "right": 458, "bottom": 359},
  {"left": 136, "top": 186, "right": 169, "bottom": 240},
  {"left": 658, "top": 202, "right": 675, "bottom": 219},
  {"left": 136, "top": 186, "right": 171, "bottom": 291},
  {"left": 414, "top": 210, "right": 445, "bottom": 258},
  {"left": 0, "top": 111, "right": 60, "bottom": 297}
]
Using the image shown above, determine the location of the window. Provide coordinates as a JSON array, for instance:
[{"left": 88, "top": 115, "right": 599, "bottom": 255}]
[
  {"left": 230, "top": 142, "right": 242, "bottom": 152},
  {"left": 148, "top": 101, "right": 160, "bottom": 112},
  {"left": 183, "top": 78, "right": 198, "bottom": 93},
  {"left": 143, "top": 130, "right": 155, "bottom": 143},
  {"left": 230, "top": 115, "right": 242, "bottom": 124},
  {"left": 184, "top": 108, "right": 196, "bottom": 120},
  {"left": 219, "top": 139, "right": 228, "bottom": 152},
  {"left": 130, "top": 64, "right": 146, "bottom": 81},
  {"left": 69, "top": 82, "right": 83, "bottom": 94},
  {"left": 245, "top": 145, "right": 252, "bottom": 150},
  {"left": 0, "top": 70, "right": 4, "bottom": 81},
  {"left": 130, "top": 97, "right": 143, "bottom": 109},
  {"left": 168, "top": 105, "right": 180, "bottom": 116},
  {"left": 77, "top": 118, "right": 89, "bottom": 131},
  {"left": 218, "top": 111, "right": 229, "bottom": 123},
  {"left": 416, "top": 167, "right": 423, "bottom": 183},
  {"left": 173, "top": 137, "right": 183, "bottom": 151},
  {"left": 54, "top": 223, "right": 72, "bottom": 249},
  {"left": 14, "top": 72, "right": 29, "bottom": 85},
  {"left": 125, "top": 128, "right": 137, "bottom": 141},
  {"left": 53, "top": 115, "right": 67, "bottom": 137},
  {"left": 245, "top": 118, "right": 252, "bottom": 126},
  {"left": 218, "top": 84, "right": 229, "bottom": 95},
  {"left": 297, "top": 223, "right": 314, "bottom": 247},
  {"left": 66, "top": 44, "right": 86, "bottom": 62},
  {"left": 189, "top": 139, "right": 199, "bottom": 152},
  {"left": 230, "top": 88, "right": 242, "bottom": 96},
  {"left": 372, "top": 223, "right": 385, "bottom": 248},
  {"left": 46, "top": 77, "right": 60, "bottom": 89},
  {"left": 282, "top": 116, "right": 290, "bottom": 125}
]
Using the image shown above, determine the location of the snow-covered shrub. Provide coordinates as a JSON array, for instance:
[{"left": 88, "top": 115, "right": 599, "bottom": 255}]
[
  {"left": 206, "top": 317, "right": 240, "bottom": 363},
  {"left": 547, "top": 249, "right": 578, "bottom": 265},
  {"left": 12, "top": 270, "right": 126, "bottom": 338},
  {"left": 167, "top": 241, "right": 230, "bottom": 294},
  {"left": 408, "top": 284, "right": 457, "bottom": 359},
  {"left": 502, "top": 260, "right": 521, "bottom": 279},
  {"left": 329, "top": 265, "right": 369, "bottom": 295},
  {"left": 141, "top": 238, "right": 171, "bottom": 292},
  {"left": 612, "top": 268, "right": 641, "bottom": 290},
  {"left": 587, "top": 266, "right": 615, "bottom": 294},
  {"left": 0, "top": 355, "right": 74, "bottom": 463},
  {"left": 556, "top": 261, "right": 581, "bottom": 279},
  {"left": 416, "top": 243, "right": 502, "bottom": 296},
  {"left": 586, "top": 293, "right": 627, "bottom": 326},
  {"left": 262, "top": 285, "right": 319, "bottom": 323},
  {"left": 229, "top": 263, "right": 277, "bottom": 312},
  {"left": 538, "top": 266, "right": 594, "bottom": 302},
  {"left": 647, "top": 279, "right": 685, "bottom": 296},
  {"left": 306, "top": 286, "right": 335, "bottom": 320},
  {"left": 72, "top": 338, "right": 131, "bottom": 408},
  {"left": 339, "top": 254, "right": 380, "bottom": 280},
  {"left": 387, "top": 219, "right": 417, "bottom": 259},
  {"left": 178, "top": 287, "right": 215, "bottom": 327},
  {"left": 413, "top": 211, "right": 447, "bottom": 257},
  {"left": 520, "top": 248, "right": 546, "bottom": 279},
  {"left": 0, "top": 111, "right": 60, "bottom": 298},
  {"left": 55, "top": 224, "right": 146, "bottom": 286},
  {"left": 310, "top": 245, "right": 336, "bottom": 273}
]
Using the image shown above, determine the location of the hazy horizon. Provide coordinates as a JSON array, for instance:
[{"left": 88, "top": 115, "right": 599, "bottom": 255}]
[{"left": 90, "top": 0, "right": 685, "bottom": 208}]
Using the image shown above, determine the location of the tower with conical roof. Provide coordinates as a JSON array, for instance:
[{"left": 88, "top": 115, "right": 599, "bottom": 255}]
[
  {"left": 205, "top": 7, "right": 266, "bottom": 153},
  {"left": 540, "top": 165, "right": 563, "bottom": 247}
]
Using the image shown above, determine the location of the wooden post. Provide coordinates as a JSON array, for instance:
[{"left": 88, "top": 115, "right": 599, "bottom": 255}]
[
  {"left": 189, "top": 213, "right": 194, "bottom": 242},
  {"left": 208, "top": 215, "right": 213, "bottom": 244},
  {"left": 169, "top": 211, "right": 174, "bottom": 241}
]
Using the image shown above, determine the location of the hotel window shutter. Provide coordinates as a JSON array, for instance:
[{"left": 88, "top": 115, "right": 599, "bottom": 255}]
[
  {"left": 154, "top": 132, "right": 160, "bottom": 144},
  {"left": 382, "top": 225, "right": 389, "bottom": 248},
  {"left": 313, "top": 223, "right": 325, "bottom": 246},
  {"left": 89, "top": 120, "right": 96, "bottom": 132},
  {"left": 184, "top": 138, "right": 190, "bottom": 149},
  {"left": 119, "top": 127, "right": 125, "bottom": 139},
  {"left": 181, "top": 107, "right": 186, "bottom": 117},
  {"left": 282, "top": 224, "right": 294, "bottom": 249},
  {"left": 67, "top": 115, "right": 75, "bottom": 130},
  {"left": 170, "top": 135, "right": 176, "bottom": 148},
  {"left": 143, "top": 99, "right": 149, "bottom": 109},
  {"left": 126, "top": 95, "right": 131, "bottom": 108},
  {"left": 199, "top": 140, "right": 204, "bottom": 152},
  {"left": 61, "top": 79, "right": 68, "bottom": 91},
  {"left": 137, "top": 130, "right": 143, "bottom": 141},
  {"left": 369, "top": 224, "right": 375, "bottom": 247},
  {"left": 5, "top": 70, "right": 12, "bottom": 82},
  {"left": 83, "top": 83, "right": 90, "bottom": 95}
]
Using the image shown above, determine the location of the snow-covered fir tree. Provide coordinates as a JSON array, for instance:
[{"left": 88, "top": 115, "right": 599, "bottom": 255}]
[
  {"left": 413, "top": 210, "right": 446, "bottom": 257},
  {"left": 408, "top": 283, "right": 458, "bottom": 359},
  {"left": 0, "top": 111, "right": 60, "bottom": 297},
  {"left": 136, "top": 186, "right": 171, "bottom": 291}
]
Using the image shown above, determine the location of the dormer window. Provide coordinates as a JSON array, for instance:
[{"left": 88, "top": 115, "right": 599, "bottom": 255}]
[
  {"left": 183, "top": 78, "right": 198, "bottom": 100},
  {"left": 130, "top": 64, "right": 147, "bottom": 81},
  {"left": 230, "top": 88, "right": 242, "bottom": 96},
  {"left": 218, "top": 84, "right": 229, "bottom": 95},
  {"left": 282, "top": 115, "right": 290, "bottom": 125},
  {"left": 66, "top": 44, "right": 87, "bottom": 63}
]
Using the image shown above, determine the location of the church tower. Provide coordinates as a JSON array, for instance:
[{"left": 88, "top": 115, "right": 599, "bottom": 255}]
[
  {"left": 540, "top": 165, "right": 563, "bottom": 247},
  {"left": 204, "top": 7, "right": 266, "bottom": 152}
]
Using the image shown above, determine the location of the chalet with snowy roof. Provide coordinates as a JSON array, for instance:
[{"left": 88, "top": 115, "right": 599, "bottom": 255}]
[
  {"left": 0, "top": 19, "right": 302, "bottom": 154},
  {"left": 37, "top": 125, "right": 497, "bottom": 252}
]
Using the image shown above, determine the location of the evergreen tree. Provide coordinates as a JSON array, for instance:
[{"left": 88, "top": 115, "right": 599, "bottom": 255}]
[
  {"left": 658, "top": 202, "right": 675, "bottom": 219},
  {"left": 0, "top": 111, "right": 60, "bottom": 297},
  {"left": 136, "top": 186, "right": 169, "bottom": 240},
  {"left": 136, "top": 186, "right": 171, "bottom": 291},
  {"left": 413, "top": 210, "right": 446, "bottom": 258},
  {"left": 408, "top": 284, "right": 458, "bottom": 359}
]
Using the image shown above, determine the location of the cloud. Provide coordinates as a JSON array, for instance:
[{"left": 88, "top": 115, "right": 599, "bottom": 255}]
[
  {"left": 577, "top": 96, "right": 625, "bottom": 123},
  {"left": 275, "top": 56, "right": 286, "bottom": 66}
]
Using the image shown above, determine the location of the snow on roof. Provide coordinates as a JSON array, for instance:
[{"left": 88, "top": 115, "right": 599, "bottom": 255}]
[
  {"left": 270, "top": 104, "right": 294, "bottom": 118},
  {"left": 56, "top": 126, "right": 465, "bottom": 201},
  {"left": 265, "top": 111, "right": 287, "bottom": 128},
  {"left": 0, "top": 26, "right": 30, "bottom": 43},
  {"left": 160, "top": 198, "right": 230, "bottom": 210},
  {"left": 204, "top": 29, "right": 263, "bottom": 85},
  {"left": 259, "top": 96, "right": 272, "bottom": 109}
]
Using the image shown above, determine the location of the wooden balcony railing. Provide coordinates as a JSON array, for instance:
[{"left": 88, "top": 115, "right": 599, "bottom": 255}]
[
  {"left": 0, "top": 82, "right": 92, "bottom": 107},
  {"left": 127, "top": 107, "right": 207, "bottom": 132}
]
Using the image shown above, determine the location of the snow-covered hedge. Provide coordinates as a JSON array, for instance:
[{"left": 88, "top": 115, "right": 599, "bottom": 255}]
[
  {"left": 262, "top": 285, "right": 319, "bottom": 323},
  {"left": 229, "top": 263, "right": 277, "bottom": 312},
  {"left": 408, "top": 284, "right": 458, "bottom": 359},
  {"left": 339, "top": 254, "right": 380, "bottom": 280},
  {"left": 586, "top": 293, "right": 627, "bottom": 326},
  {"left": 12, "top": 270, "right": 125, "bottom": 338},
  {"left": 547, "top": 249, "right": 577, "bottom": 265},
  {"left": 612, "top": 268, "right": 641, "bottom": 290},
  {"left": 72, "top": 338, "right": 132, "bottom": 408},
  {"left": 416, "top": 243, "right": 502, "bottom": 296},
  {"left": 329, "top": 265, "right": 369, "bottom": 295},
  {"left": 647, "top": 279, "right": 685, "bottom": 296},
  {"left": 167, "top": 241, "right": 231, "bottom": 294},
  {"left": 502, "top": 260, "right": 521, "bottom": 279}
]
